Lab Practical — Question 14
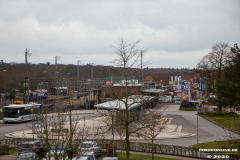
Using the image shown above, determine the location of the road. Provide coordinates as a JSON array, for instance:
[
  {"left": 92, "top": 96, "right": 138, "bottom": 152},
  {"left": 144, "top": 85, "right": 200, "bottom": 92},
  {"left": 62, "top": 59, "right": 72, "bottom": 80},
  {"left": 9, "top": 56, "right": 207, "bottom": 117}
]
[
  {"left": 0, "top": 112, "right": 95, "bottom": 139},
  {"left": 134, "top": 104, "right": 240, "bottom": 147},
  {"left": 0, "top": 105, "right": 239, "bottom": 147}
]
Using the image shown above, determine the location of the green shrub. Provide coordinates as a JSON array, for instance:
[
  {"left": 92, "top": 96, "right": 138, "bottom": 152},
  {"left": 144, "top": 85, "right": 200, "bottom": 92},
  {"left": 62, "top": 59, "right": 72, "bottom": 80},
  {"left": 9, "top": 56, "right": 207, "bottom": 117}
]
[
  {"left": 0, "top": 145, "right": 9, "bottom": 155},
  {"left": 179, "top": 108, "right": 197, "bottom": 111}
]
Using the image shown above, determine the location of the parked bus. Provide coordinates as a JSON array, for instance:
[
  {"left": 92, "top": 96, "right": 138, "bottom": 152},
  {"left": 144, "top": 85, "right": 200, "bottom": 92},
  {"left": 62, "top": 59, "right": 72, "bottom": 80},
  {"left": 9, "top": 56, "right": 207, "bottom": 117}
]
[
  {"left": 2, "top": 103, "right": 41, "bottom": 123},
  {"left": 14, "top": 97, "right": 24, "bottom": 104}
]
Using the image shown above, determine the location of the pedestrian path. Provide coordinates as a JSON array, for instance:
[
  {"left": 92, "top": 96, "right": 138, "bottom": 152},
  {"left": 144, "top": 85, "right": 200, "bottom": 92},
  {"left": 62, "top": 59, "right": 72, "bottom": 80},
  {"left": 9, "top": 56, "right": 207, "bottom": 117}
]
[
  {"left": 0, "top": 153, "right": 17, "bottom": 160},
  {"left": 125, "top": 150, "right": 204, "bottom": 160},
  {"left": 4, "top": 115, "right": 196, "bottom": 140},
  {"left": 0, "top": 151, "right": 204, "bottom": 160}
]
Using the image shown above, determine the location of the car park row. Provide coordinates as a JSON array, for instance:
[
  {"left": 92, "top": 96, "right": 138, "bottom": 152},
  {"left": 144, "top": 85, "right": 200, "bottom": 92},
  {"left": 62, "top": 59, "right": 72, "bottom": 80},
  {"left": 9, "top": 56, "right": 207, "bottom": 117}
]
[{"left": 16, "top": 140, "right": 105, "bottom": 160}]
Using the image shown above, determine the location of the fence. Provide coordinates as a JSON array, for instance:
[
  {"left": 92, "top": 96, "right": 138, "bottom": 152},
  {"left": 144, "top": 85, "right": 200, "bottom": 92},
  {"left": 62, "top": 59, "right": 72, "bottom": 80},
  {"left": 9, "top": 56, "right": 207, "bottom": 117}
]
[{"left": 0, "top": 138, "right": 238, "bottom": 159}]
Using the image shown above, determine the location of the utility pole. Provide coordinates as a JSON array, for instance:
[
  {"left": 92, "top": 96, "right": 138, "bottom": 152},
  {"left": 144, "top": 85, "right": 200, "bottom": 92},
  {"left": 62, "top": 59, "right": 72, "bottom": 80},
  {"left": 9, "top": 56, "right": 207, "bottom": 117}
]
[
  {"left": 25, "top": 49, "right": 31, "bottom": 104},
  {"left": 43, "top": 71, "right": 46, "bottom": 89},
  {"left": 3, "top": 70, "right": 7, "bottom": 104},
  {"left": 89, "top": 63, "right": 94, "bottom": 80},
  {"left": 141, "top": 50, "right": 143, "bottom": 83},
  {"left": 100, "top": 66, "right": 102, "bottom": 80},
  {"left": 77, "top": 60, "right": 82, "bottom": 93},
  {"left": 55, "top": 56, "right": 60, "bottom": 97}
]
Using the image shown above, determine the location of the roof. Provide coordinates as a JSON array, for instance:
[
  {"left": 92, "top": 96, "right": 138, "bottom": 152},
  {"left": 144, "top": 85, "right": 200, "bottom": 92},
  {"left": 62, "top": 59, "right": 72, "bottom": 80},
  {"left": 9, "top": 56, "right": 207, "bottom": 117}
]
[
  {"left": 113, "top": 83, "right": 144, "bottom": 87},
  {"left": 5, "top": 103, "right": 41, "bottom": 109},
  {"left": 142, "top": 89, "right": 166, "bottom": 94},
  {"left": 145, "top": 76, "right": 154, "bottom": 82},
  {"left": 94, "top": 95, "right": 153, "bottom": 111}
]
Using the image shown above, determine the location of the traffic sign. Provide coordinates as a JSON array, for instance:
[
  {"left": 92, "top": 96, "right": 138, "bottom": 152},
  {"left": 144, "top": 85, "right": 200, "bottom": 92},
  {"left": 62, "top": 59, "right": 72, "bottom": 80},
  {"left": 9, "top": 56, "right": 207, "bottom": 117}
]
[{"left": 35, "top": 121, "right": 41, "bottom": 128}]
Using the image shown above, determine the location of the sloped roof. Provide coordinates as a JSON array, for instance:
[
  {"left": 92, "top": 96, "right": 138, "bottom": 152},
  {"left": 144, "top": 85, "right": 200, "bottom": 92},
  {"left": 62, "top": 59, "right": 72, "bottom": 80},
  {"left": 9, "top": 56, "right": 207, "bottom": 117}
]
[{"left": 145, "top": 76, "right": 154, "bottom": 82}]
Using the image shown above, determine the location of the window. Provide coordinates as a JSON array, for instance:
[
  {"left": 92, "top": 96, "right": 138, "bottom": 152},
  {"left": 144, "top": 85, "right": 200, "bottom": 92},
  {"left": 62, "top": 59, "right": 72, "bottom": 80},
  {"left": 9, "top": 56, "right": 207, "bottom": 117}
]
[
  {"left": 3, "top": 108, "right": 18, "bottom": 118},
  {"left": 20, "top": 109, "right": 31, "bottom": 116}
]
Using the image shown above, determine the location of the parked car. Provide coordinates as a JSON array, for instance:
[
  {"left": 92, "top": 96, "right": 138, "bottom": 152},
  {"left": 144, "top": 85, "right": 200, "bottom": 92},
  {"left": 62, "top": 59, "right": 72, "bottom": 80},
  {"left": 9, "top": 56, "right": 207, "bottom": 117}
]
[
  {"left": 49, "top": 144, "right": 73, "bottom": 158},
  {"left": 18, "top": 141, "right": 47, "bottom": 156},
  {"left": 43, "top": 151, "right": 68, "bottom": 160},
  {"left": 158, "top": 96, "right": 172, "bottom": 103},
  {"left": 16, "top": 153, "right": 39, "bottom": 160},
  {"left": 72, "top": 157, "right": 90, "bottom": 160},
  {"left": 78, "top": 141, "right": 101, "bottom": 157},
  {"left": 180, "top": 101, "right": 201, "bottom": 108},
  {"left": 81, "top": 152, "right": 97, "bottom": 160}
]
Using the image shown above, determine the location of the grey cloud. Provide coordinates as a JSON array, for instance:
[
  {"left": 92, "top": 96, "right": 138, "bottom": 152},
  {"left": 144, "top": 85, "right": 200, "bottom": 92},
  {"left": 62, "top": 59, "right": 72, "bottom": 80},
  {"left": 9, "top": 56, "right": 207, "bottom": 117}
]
[{"left": 0, "top": 0, "right": 239, "bottom": 68}]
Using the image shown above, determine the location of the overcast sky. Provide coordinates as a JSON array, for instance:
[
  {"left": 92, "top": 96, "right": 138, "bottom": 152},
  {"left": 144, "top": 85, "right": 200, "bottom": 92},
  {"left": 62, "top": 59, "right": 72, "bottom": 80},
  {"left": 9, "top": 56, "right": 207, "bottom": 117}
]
[{"left": 1, "top": 0, "right": 239, "bottom": 69}]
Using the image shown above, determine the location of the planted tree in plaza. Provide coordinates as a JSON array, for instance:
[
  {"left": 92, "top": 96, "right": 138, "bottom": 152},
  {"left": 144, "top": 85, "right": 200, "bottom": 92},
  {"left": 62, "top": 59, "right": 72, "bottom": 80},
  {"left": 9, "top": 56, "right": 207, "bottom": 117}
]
[
  {"left": 197, "top": 43, "right": 231, "bottom": 114},
  {"left": 139, "top": 110, "right": 167, "bottom": 160},
  {"left": 99, "top": 38, "right": 154, "bottom": 160},
  {"left": 25, "top": 83, "right": 104, "bottom": 160}
]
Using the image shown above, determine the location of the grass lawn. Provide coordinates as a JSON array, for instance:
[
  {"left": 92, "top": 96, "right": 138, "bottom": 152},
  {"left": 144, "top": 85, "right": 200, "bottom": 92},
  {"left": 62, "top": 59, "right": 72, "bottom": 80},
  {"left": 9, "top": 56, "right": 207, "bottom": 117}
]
[
  {"left": 115, "top": 152, "right": 179, "bottom": 160},
  {"left": 192, "top": 141, "right": 240, "bottom": 156},
  {"left": 192, "top": 141, "right": 238, "bottom": 150},
  {"left": 199, "top": 113, "right": 240, "bottom": 133},
  {"left": 9, "top": 148, "right": 18, "bottom": 154}
]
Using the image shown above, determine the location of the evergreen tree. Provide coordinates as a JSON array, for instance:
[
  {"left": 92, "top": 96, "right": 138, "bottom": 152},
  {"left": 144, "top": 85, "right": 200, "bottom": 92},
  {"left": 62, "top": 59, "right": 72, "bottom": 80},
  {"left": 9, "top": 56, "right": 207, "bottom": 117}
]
[{"left": 216, "top": 43, "right": 240, "bottom": 118}]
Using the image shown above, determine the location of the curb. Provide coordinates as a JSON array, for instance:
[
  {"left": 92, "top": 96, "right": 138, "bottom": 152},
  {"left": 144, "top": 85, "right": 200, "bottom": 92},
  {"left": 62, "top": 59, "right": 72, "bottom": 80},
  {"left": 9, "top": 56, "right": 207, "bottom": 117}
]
[{"left": 199, "top": 115, "right": 240, "bottom": 135}]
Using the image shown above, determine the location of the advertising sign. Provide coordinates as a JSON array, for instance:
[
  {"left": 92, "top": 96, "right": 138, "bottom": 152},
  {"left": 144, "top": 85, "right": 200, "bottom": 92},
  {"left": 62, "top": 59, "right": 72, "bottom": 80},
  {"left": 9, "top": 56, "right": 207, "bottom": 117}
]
[
  {"left": 193, "top": 83, "right": 199, "bottom": 90},
  {"left": 181, "top": 81, "right": 188, "bottom": 92},
  {"left": 106, "top": 81, "right": 112, "bottom": 85},
  {"left": 200, "top": 77, "right": 205, "bottom": 89}
]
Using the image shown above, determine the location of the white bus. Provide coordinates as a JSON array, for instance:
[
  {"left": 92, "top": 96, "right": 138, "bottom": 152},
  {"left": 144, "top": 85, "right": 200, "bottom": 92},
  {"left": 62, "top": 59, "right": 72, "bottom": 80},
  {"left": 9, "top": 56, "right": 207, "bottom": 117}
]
[{"left": 2, "top": 103, "right": 41, "bottom": 123}]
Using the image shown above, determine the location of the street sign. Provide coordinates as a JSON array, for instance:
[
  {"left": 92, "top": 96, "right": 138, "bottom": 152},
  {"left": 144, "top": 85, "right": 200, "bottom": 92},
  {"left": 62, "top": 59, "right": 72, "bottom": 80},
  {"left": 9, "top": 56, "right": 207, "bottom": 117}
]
[{"left": 35, "top": 122, "right": 41, "bottom": 128}]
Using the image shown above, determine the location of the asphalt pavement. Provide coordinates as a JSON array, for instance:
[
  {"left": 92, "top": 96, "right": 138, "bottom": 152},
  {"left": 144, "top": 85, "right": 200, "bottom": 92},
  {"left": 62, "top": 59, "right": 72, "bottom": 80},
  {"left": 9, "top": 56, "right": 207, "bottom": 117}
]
[
  {"left": 144, "top": 104, "right": 240, "bottom": 147},
  {"left": 1, "top": 104, "right": 239, "bottom": 148}
]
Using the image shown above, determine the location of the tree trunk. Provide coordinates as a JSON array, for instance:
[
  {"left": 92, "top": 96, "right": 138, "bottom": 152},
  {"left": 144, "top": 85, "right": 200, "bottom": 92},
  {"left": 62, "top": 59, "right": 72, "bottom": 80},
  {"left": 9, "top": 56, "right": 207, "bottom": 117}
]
[
  {"left": 125, "top": 105, "right": 130, "bottom": 160},
  {"left": 152, "top": 138, "right": 154, "bottom": 160},
  {"left": 233, "top": 106, "right": 235, "bottom": 119},
  {"left": 217, "top": 97, "right": 222, "bottom": 115}
]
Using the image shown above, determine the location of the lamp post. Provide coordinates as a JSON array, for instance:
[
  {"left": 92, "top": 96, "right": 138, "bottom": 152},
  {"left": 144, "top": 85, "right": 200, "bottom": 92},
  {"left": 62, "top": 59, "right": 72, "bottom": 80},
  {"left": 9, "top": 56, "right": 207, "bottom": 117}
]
[
  {"left": 41, "top": 82, "right": 43, "bottom": 103},
  {"left": 68, "top": 73, "right": 70, "bottom": 95},
  {"left": 37, "top": 83, "right": 39, "bottom": 104},
  {"left": 43, "top": 71, "right": 46, "bottom": 89},
  {"left": 73, "top": 81, "right": 75, "bottom": 91},
  {"left": 111, "top": 109, "right": 116, "bottom": 157},
  {"left": 46, "top": 82, "right": 48, "bottom": 97},
  {"left": 3, "top": 70, "right": 7, "bottom": 103},
  {"left": 89, "top": 63, "right": 94, "bottom": 80}
]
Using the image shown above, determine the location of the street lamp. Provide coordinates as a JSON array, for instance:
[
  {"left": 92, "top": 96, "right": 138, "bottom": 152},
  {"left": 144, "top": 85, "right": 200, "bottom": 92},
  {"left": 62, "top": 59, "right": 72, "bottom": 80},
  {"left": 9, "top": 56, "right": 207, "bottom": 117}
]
[
  {"left": 46, "top": 82, "right": 48, "bottom": 96},
  {"left": 43, "top": 71, "right": 46, "bottom": 89},
  {"left": 111, "top": 109, "right": 116, "bottom": 157},
  {"left": 73, "top": 81, "right": 75, "bottom": 91},
  {"left": 3, "top": 70, "right": 7, "bottom": 103},
  {"left": 89, "top": 63, "right": 94, "bottom": 80}
]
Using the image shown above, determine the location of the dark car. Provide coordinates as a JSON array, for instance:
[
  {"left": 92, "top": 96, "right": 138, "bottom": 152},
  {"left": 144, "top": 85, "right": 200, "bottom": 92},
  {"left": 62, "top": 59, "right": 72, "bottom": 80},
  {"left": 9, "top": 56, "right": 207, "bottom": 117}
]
[
  {"left": 49, "top": 143, "right": 73, "bottom": 158},
  {"left": 18, "top": 141, "right": 47, "bottom": 157},
  {"left": 180, "top": 101, "right": 201, "bottom": 108},
  {"left": 16, "top": 153, "right": 39, "bottom": 160}
]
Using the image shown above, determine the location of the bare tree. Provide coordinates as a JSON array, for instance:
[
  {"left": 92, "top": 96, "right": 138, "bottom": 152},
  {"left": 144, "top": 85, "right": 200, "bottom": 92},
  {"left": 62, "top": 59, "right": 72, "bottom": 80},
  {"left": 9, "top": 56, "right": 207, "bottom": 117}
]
[
  {"left": 98, "top": 38, "right": 154, "bottom": 160},
  {"left": 197, "top": 43, "right": 231, "bottom": 114},
  {"left": 139, "top": 110, "right": 167, "bottom": 160},
  {"left": 31, "top": 98, "right": 101, "bottom": 160}
]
